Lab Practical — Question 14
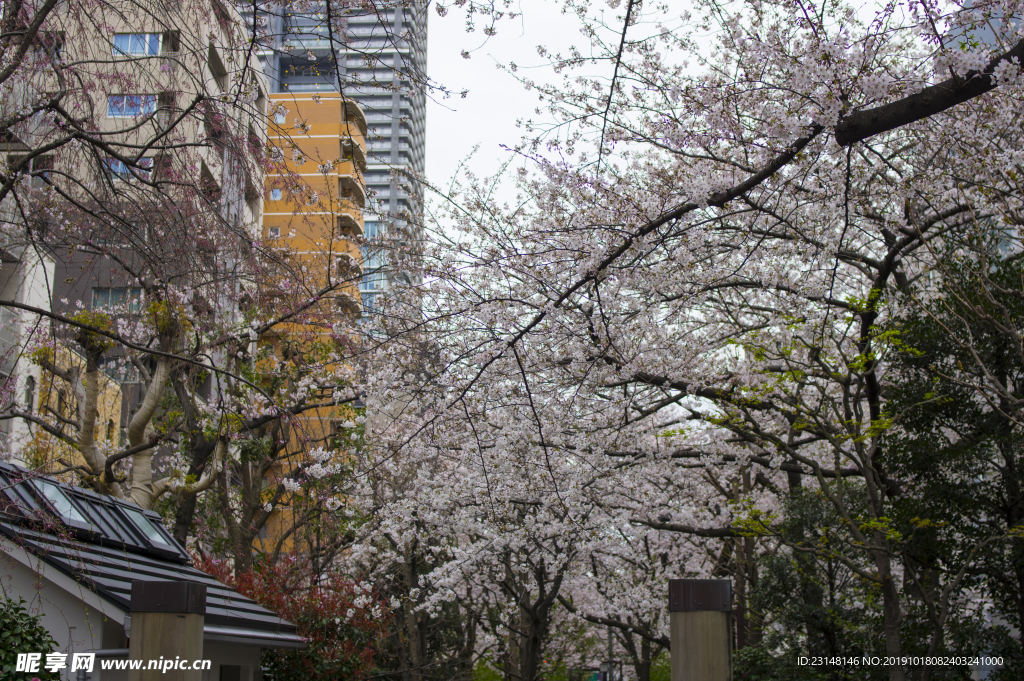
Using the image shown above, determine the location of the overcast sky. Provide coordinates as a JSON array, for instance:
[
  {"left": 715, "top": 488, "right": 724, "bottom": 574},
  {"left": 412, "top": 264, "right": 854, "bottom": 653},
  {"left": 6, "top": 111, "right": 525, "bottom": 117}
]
[{"left": 424, "top": 1, "right": 588, "bottom": 192}]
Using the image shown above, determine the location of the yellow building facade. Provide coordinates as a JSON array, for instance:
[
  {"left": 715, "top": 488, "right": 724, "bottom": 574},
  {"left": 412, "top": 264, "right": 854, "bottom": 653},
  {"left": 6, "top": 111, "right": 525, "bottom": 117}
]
[
  {"left": 258, "top": 93, "right": 368, "bottom": 555},
  {"left": 264, "top": 92, "right": 367, "bottom": 277},
  {"left": 22, "top": 346, "right": 125, "bottom": 474}
]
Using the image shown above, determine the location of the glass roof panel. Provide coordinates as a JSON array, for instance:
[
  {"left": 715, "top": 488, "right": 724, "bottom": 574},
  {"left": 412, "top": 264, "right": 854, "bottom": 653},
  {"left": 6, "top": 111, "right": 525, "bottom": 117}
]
[
  {"left": 75, "top": 498, "right": 121, "bottom": 541},
  {"left": 39, "top": 482, "right": 91, "bottom": 526},
  {"left": 121, "top": 506, "right": 174, "bottom": 548}
]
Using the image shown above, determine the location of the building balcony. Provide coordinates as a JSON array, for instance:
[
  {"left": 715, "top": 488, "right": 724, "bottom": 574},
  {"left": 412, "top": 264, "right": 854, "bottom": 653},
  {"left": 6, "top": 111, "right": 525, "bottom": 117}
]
[
  {"left": 335, "top": 159, "right": 363, "bottom": 180},
  {"left": 336, "top": 213, "right": 361, "bottom": 238},
  {"left": 286, "top": 37, "right": 333, "bottom": 51},
  {"left": 343, "top": 99, "right": 367, "bottom": 136},
  {"left": 341, "top": 137, "right": 366, "bottom": 170},
  {"left": 339, "top": 176, "right": 366, "bottom": 209},
  {"left": 282, "top": 82, "right": 332, "bottom": 92}
]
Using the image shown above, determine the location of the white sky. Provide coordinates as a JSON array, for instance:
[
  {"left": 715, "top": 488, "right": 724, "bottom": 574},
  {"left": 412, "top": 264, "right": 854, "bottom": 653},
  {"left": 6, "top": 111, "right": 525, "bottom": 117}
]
[
  {"left": 424, "top": 1, "right": 588, "bottom": 192},
  {"left": 421, "top": 0, "right": 943, "bottom": 196}
]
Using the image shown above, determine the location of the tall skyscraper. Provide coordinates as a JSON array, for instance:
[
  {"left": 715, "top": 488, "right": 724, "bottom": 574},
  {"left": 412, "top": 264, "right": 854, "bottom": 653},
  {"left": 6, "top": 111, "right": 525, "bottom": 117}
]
[{"left": 240, "top": 1, "right": 427, "bottom": 311}]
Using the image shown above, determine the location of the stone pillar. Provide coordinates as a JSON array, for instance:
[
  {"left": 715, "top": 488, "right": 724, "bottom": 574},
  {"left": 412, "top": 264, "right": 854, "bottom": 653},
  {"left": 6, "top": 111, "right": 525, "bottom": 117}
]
[
  {"left": 127, "top": 580, "right": 206, "bottom": 681},
  {"left": 669, "top": 579, "right": 732, "bottom": 681}
]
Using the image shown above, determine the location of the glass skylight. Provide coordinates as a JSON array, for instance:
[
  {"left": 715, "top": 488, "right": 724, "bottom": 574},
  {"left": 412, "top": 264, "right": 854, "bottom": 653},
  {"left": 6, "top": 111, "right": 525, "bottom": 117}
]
[
  {"left": 39, "top": 482, "right": 91, "bottom": 525},
  {"left": 122, "top": 507, "right": 173, "bottom": 548}
]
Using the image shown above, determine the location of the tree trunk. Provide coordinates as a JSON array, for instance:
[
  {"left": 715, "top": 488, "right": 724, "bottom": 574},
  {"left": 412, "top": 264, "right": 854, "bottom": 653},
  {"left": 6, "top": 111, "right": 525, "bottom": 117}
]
[
  {"left": 507, "top": 604, "right": 521, "bottom": 681},
  {"left": 516, "top": 562, "right": 562, "bottom": 681},
  {"left": 624, "top": 630, "right": 654, "bottom": 681},
  {"left": 173, "top": 492, "right": 198, "bottom": 545},
  {"left": 735, "top": 470, "right": 761, "bottom": 648},
  {"left": 517, "top": 600, "right": 544, "bottom": 681},
  {"left": 127, "top": 358, "right": 171, "bottom": 509},
  {"left": 170, "top": 373, "right": 218, "bottom": 544},
  {"left": 78, "top": 354, "right": 119, "bottom": 495},
  {"left": 457, "top": 609, "right": 477, "bottom": 681},
  {"left": 874, "top": 548, "right": 905, "bottom": 681},
  {"left": 638, "top": 638, "right": 652, "bottom": 681},
  {"left": 399, "top": 549, "right": 426, "bottom": 681},
  {"left": 217, "top": 462, "right": 253, "bottom": 576},
  {"left": 505, "top": 561, "right": 522, "bottom": 681},
  {"left": 744, "top": 535, "right": 761, "bottom": 646}
]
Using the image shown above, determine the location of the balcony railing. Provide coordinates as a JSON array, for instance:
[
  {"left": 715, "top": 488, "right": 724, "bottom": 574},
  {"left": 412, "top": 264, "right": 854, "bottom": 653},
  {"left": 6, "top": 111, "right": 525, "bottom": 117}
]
[
  {"left": 283, "top": 82, "right": 334, "bottom": 92},
  {"left": 286, "top": 38, "right": 331, "bottom": 50}
]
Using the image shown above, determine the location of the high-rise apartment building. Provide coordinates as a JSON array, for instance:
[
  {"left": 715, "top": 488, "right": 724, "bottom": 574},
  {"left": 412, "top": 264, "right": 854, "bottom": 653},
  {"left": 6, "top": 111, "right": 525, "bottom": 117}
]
[{"left": 239, "top": 1, "right": 427, "bottom": 310}]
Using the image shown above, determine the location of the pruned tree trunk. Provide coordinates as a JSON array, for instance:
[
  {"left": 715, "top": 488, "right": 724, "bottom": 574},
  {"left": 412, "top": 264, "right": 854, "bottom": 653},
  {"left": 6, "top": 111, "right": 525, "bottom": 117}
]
[
  {"left": 77, "top": 353, "right": 121, "bottom": 495},
  {"left": 127, "top": 358, "right": 171, "bottom": 508},
  {"left": 218, "top": 457, "right": 254, "bottom": 575}
]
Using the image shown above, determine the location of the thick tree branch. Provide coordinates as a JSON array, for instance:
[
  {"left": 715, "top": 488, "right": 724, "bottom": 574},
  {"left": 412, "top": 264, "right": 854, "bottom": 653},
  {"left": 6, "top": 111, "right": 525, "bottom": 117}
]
[{"left": 835, "top": 37, "right": 1024, "bottom": 146}]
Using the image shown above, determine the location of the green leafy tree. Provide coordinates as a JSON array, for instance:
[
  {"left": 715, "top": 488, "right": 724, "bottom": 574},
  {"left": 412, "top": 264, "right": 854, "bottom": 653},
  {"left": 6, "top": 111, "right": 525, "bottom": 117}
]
[
  {"left": 744, "top": 487, "right": 886, "bottom": 681},
  {"left": 883, "top": 238, "right": 1024, "bottom": 680}
]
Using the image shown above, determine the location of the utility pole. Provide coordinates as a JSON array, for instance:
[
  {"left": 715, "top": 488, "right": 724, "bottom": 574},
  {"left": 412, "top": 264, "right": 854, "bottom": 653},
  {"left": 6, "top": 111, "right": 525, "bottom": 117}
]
[{"left": 668, "top": 579, "right": 732, "bottom": 681}]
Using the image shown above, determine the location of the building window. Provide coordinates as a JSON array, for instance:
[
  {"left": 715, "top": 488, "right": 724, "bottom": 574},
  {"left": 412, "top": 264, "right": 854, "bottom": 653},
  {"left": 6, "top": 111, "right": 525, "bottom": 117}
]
[
  {"left": 360, "top": 248, "right": 387, "bottom": 315},
  {"left": 113, "top": 33, "right": 160, "bottom": 56},
  {"left": 92, "top": 287, "right": 143, "bottom": 312},
  {"left": 268, "top": 226, "right": 280, "bottom": 238},
  {"left": 30, "top": 156, "right": 53, "bottom": 187},
  {"left": 24, "top": 376, "right": 35, "bottom": 413},
  {"left": 108, "top": 94, "right": 157, "bottom": 117},
  {"left": 103, "top": 157, "right": 153, "bottom": 181},
  {"left": 270, "top": 188, "right": 282, "bottom": 200},
  {"left": 219, "top": 665, "right": 243, "bottom": 681},
  {"left": 208, "top": 44, "right": 228, "bottom": 92},
  {"left": 274, "top": 112, "right": 286, "bottom": 124},
  {"left": 31, "top": 32, "right": 63, "bottom": 62},
  {"left": 200, "top": 162, "right": 221, "bottom": 201},
  {"left": 8, "top": 154, "right": 54, "bottom": 187}
]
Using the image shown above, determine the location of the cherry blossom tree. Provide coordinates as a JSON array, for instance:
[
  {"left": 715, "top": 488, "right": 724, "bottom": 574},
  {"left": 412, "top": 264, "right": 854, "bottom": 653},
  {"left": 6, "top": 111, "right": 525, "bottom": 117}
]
[{"left": 357, "top": 2, "right": 1024, "bottom": 680}]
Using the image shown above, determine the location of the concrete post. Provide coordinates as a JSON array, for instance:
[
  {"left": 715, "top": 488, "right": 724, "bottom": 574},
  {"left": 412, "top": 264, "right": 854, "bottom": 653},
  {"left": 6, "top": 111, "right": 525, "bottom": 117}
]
[
  {"left": 669, "top": 579, "right": 732, "bottom": 681},
  {"left": 127, "top": 580, "right": 206, "bottom": 681}
]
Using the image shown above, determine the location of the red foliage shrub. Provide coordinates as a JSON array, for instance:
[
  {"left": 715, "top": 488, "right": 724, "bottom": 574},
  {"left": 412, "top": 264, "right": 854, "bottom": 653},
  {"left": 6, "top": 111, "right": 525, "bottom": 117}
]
[{"left": 195, "top": 554, "right": 388, "bottom": 681}]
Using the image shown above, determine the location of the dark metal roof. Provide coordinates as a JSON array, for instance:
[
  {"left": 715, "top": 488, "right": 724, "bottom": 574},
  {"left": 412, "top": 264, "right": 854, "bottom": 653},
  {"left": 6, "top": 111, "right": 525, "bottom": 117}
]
[{"left": 0, "top": 462, "right": 299, "bottom": 637}]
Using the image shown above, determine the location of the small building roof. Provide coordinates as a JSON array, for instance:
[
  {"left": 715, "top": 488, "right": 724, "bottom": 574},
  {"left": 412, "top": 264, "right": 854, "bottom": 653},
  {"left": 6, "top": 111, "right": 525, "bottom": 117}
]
[{"left": 0, "top": 462, "right": 304, "bottom": 648}]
